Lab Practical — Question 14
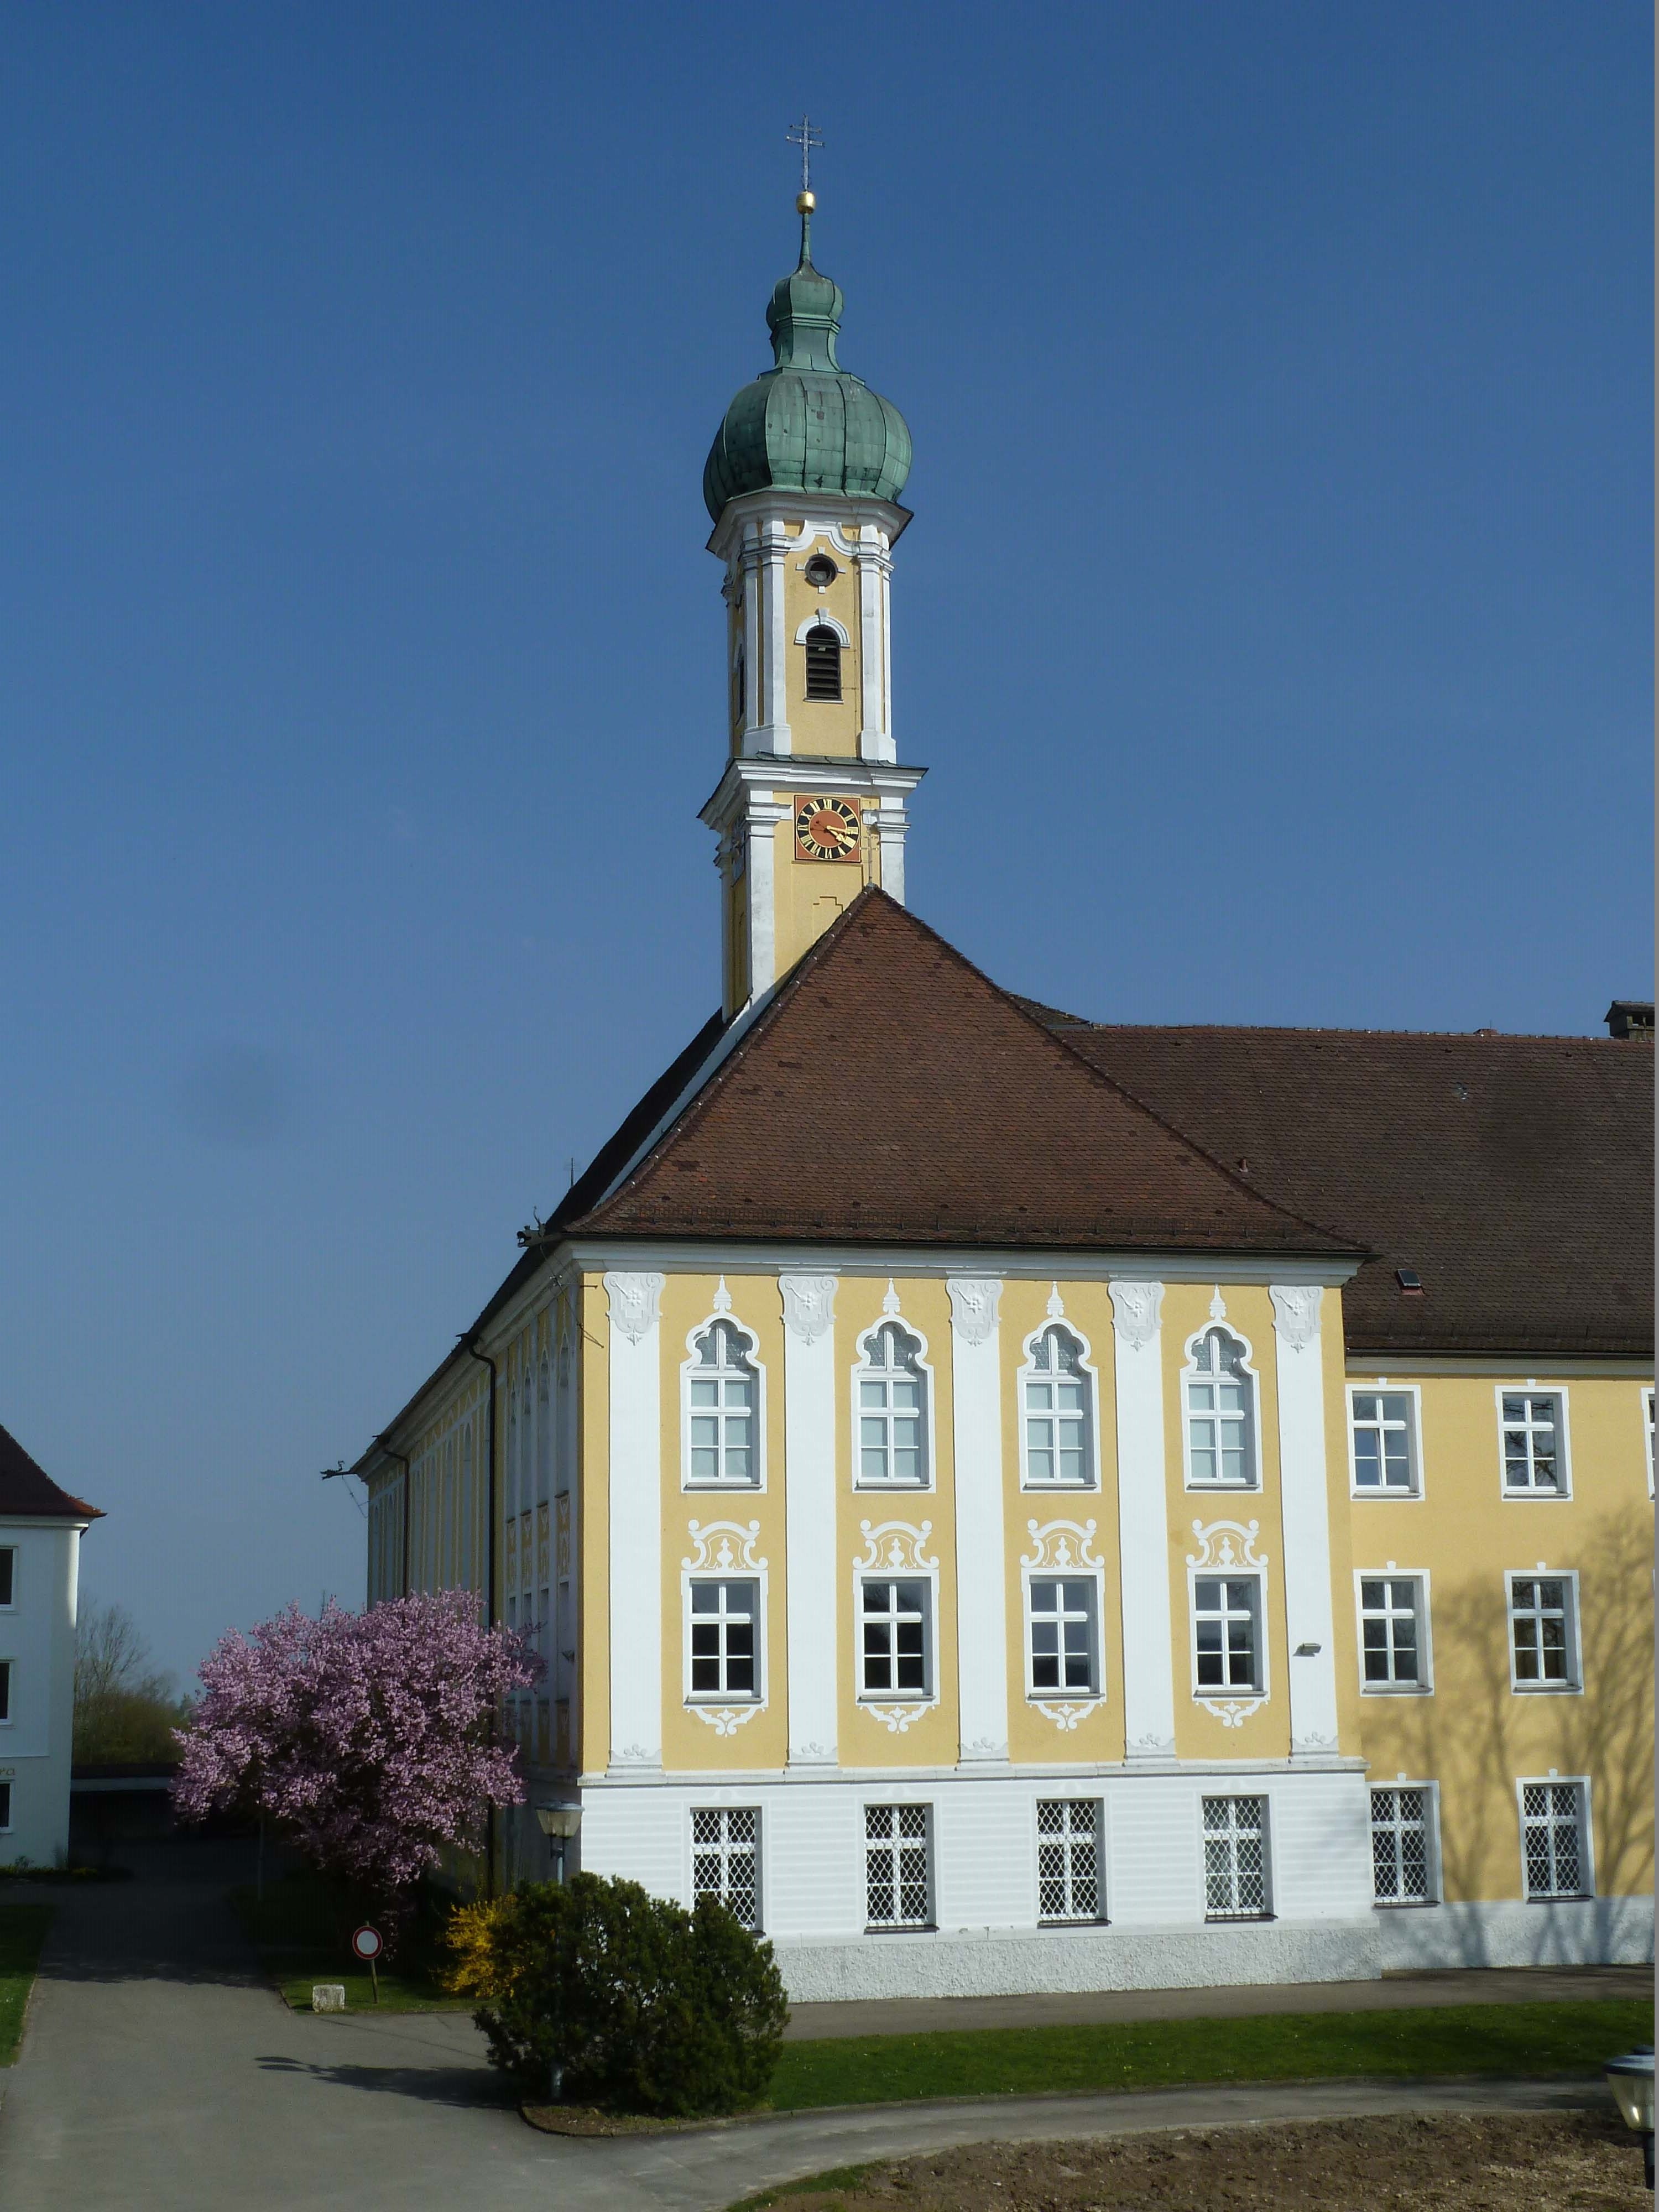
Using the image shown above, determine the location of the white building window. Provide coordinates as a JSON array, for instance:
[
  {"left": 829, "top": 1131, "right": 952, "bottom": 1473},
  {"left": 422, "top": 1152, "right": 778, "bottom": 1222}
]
[
  {"left": 1500, "top": 1391, "right": 1567, "bottom": 1495},
  {"left": 1520, "top": 1780, "right": 1591, "bottom": 1900},
  {"left": 1028, "top": 1577, "right": 1100, "bottom": 1698},
  {"left": 865, "top": 1803, "right": 931, "bottom": 1929},
  {"left": 1193, "top": 1574, "right": 1263, "bottom": 1695},
  {"left": 1645, "top": 1389, "right": 1655, "bottom": 1498},
  {"left": 857, "top": 1323, "right": 928, "bottom": 1486},
  {"left": 1349, "top": 1391, "right": 1420, "bottom": 1494},
  {"left": 1036, "top": 1799, "right": 1103, "bottom": 1923},
  {"left": 0, "top": 1548, "right": 13, "bottom": 1607},
  {"left": 1370, "top": 1785, "right": 1438, "bottom": 1903},
  {"left": 1507, "top": 1574, "right": 1579, "bottom": 1692},
  {"left": 687, "top": 1579, "right": 759, "bottom": 1700},
  {"left": 685, "top": 1320, "right": 760, "bottom": 1487},
  {"left": 691, "top": 1807, "right": 760, "bottom": 1930},
  {"left": 1359, "top": 1575, "right": 1430, "bottom": 1692},
  {"left": 0, "top": 1781, "right": 9, "bottom": 1831},
  {"left": 1022, "top": 1327, "right": 1094, "bottom": 1487},
  {"left": 1184, "top": 1328, "right": 1257, "bottom": 1488},
  {"left": 0, "top": 1661, "right": 10, "bottom": 1724},
  {"left": 859, "top": 1577, "right": 931, "bottom": 1699},
  {"left": 1202, "top": 1796, "right": 1270, "bottom": 1919}
]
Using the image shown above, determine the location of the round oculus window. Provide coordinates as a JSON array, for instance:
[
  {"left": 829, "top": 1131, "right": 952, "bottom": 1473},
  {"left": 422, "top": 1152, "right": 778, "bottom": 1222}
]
[{"left": 803, "top": 552, "right": 838, "bottom": 588}]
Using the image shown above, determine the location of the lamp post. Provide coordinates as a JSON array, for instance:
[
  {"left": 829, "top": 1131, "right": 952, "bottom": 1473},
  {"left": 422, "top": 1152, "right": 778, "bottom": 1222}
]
[
  {"left": 532, "top": 1804, "right": 582, "bottom": 2106},
  {"left": 1605, "top": 2047, "right": 1655, "bottom": 2189}
]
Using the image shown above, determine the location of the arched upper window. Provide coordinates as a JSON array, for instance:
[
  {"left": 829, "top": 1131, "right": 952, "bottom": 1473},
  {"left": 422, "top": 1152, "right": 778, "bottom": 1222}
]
[
  {"left": 1022, "top": 1326, "right": 1094, "bottom": 1487},
  {"left": 858, "top": 1322, "right": 927, "bottom": 1485},
  {"left": 1185, "top": 1327, "right": 1257, "bottom": 1489},
  {"left": 685, "top": 1320, "right": 759, "bottom": 1487},
  {"left": 804, "top": 623, "right": 842, "bottom": 702}
]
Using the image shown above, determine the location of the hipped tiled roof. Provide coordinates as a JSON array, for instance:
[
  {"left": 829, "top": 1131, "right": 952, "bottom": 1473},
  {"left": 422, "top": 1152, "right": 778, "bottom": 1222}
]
[
  {"left": 0, "top": 1423, "right": 101, "bottom": 1521},
  {"left": 570, "top": 890, "right": 1359, "bottom": 1258}
]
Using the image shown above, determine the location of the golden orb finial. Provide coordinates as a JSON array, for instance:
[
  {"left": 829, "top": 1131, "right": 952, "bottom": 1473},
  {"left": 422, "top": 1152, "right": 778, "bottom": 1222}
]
[{"left": 796, "top": 189, "right": 816, "bottom": 214}]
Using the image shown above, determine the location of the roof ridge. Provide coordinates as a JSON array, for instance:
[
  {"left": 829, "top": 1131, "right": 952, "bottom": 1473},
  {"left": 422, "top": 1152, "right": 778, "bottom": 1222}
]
[{"left": 1056, "top": 1019, "right": 1633, "bottom": 1047}]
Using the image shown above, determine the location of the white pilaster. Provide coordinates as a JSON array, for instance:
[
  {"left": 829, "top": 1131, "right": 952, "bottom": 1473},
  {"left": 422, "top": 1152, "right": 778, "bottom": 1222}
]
[
  {"left": 739, "top": 536, "right": 761, "bottom": 745},
  {"left": 757, "top": 518, "right": 792, "bottom": 754},
  {"left": 1108, "top": 1279, "right": 1176, "bottom": 1760},
  {"left": 1270, "top": 1285, "right": 1342, "bottom": 1756},
  {"left": 781, "top": 1274, "right": 839, "bottom": 1767},
  {"left": 948, "top": 1278, "right": 1008, "bottom": 1764},
  {"left": 873, "top": 796, "right": 908, "bottom": 905},
  {"left": 604, "top": 1271, "right": 665, "bottom": 1772},
  {"left": 855, "top": 529, "right": 894, "bottom": 764},
  {"left": 743, "top": 795, "right": 787, "bottom": 998}
]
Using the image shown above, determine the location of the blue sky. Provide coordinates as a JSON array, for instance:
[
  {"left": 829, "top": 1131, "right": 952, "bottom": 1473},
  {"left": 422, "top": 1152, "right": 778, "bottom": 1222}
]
[{"left": 1, "top": 3, "right": 1648, "bottom": 1685}]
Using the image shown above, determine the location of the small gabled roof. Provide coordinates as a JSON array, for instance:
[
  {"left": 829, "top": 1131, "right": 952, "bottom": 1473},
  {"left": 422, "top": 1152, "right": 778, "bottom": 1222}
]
[
  {"left": 571, "top": 889, "right": 1360, "bottom": 1259},
  {"left": 0, "top": 1423, "right": 101, "bottom": 1522}
]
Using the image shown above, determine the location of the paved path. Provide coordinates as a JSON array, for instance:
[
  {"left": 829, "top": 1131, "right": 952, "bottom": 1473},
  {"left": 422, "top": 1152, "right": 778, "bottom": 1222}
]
[{"left": 0, "top": 1846, "right": 1625, "bottom": 2211}]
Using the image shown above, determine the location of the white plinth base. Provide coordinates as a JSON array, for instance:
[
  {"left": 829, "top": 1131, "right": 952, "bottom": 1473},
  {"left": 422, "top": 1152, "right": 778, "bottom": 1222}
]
[{"left": 1375, "top": 1896, "right": 1655, "bottom": 1970}]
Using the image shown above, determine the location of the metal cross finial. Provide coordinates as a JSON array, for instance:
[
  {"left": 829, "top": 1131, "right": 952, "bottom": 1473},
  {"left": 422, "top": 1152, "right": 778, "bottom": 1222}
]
[{"left": 786, "top": 114, "right": 823, "bottom": 195}]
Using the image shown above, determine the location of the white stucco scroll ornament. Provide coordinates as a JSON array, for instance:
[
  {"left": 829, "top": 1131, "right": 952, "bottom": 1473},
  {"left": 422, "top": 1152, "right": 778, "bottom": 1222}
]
[
  {"left": 780, "top": 1273, "right": 837, "bottom": 1344},
  {"left": 1270, "top": 1284, "right": 1323, "bottom": 1353},
  {"left": 683, "top": 1520, "right": 766, "bottom": 1574},
  {"left": 1108, "top": 1279, "right": 1165, "bottom": 1351},
  {"left": 855, "top": 1520, "right": 936, "bottom": 1573},
  {"left": 604, "top": 1271, "right": 665, "bottom": 1344},
  {"left": 946, "top": 1277, "right": 1003, "bottom": 1346}
]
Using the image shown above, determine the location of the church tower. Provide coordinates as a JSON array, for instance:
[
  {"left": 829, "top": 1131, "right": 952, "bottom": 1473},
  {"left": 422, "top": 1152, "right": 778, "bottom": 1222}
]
[{"left": 701, "top": 182, "right": 922, "bottom": 1016}]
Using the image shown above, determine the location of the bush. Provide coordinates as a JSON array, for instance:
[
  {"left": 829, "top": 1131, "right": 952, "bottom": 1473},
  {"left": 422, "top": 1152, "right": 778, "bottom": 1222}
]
[{"left": 446, "top": 1871, "right": 789, "bottom": 2116}]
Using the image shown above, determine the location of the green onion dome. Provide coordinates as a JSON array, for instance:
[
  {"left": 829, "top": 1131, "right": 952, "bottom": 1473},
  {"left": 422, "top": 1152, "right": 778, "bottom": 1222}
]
[{"left": 703, "top": 212, "right": 912, "bottom": 523}]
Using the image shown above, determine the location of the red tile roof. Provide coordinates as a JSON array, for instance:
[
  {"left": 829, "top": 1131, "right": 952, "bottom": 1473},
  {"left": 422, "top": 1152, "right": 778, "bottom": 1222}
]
[{"left": 0, "top": 1424, "right": 101, "bottom": 1521}]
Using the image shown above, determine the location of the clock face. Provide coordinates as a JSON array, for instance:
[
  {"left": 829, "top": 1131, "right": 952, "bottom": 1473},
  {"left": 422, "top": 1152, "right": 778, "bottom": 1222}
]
[{"left": 795, "top": 796, "right": 862, "bottom": 863}]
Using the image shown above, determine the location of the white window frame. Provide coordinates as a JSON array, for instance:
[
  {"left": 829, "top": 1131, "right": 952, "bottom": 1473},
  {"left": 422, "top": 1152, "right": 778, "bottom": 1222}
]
[
  {"left": 683, "top": 1575, "right": 764, "bottom": 1705},
  {"left": 0, "top": 1547, "right": 14, "bottom": 1610},
  {"left": 852, "top": 1313, "right": 936, "bottom": 1491},
  {"left": 1181, "top": 1324, "right": 1262, "bottom": 1491},
  {"left": 1353, "top": 1568, "right": 1433, "bottom": 1694},
  {"left": 1190, "top": 1568, "right": 1267, "bottom": 1699},
  {"left": 0, "top": 1780, "right": 10, "bottom": 1832},
  {"left": 856, "top": 1572, "right": 935, "bottom": 1703},
  {"left": 1018, "top": 1322, "right": 1100, "bottom": 1490},
  {"left": 1023, "top": 1569, "right": 1104, "bottom": 1703},
  {"left": 1369, "top": 1779, "right": 1442, "bottom": 1906},
  {"left": 1346, "top": 1383, "right": 1424, "bottom": 1500},
  {"left": 1035, "top": 1798, "right": 1106, "bottom": 1924},
  {"left": 0, "top": 1658, "right": 12, "bottom": 1727},
  {"left": 1200, "top": 1793, "right": 1272, "bottom": 1920},
  {"left": 1505, "top": 1569, "right": 1582, "bottom": 1694},
  {"left": 863, "top": 1802, "right": 934, "bottom": 1931},
  {"left": 681, "top": 1313, "right": 766, "bottom": 1491},
  {"left": 1516, "top": 1775, "right": 1595, "bottom": 1901},
  {"left": 1644, "top": 1387, "right": 1655, "bottom": 1500},
  {"left": 690, "top": 1805, "right": 762, "bottom": 1931},
  {"left": 1494, "top": 1384, "right": 1572, "bottom": 1500}
]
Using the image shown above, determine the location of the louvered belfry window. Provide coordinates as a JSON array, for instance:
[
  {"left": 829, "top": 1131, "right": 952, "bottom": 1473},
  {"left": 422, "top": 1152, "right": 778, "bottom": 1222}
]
[{"left": 804, "top": 624, "right": 842, "bottom": 701}]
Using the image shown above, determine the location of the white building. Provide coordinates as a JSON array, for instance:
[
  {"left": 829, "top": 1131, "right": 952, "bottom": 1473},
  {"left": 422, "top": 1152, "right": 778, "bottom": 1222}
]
[{"left": 0, "top": 1424, "right": 100, "bottom": 1866}]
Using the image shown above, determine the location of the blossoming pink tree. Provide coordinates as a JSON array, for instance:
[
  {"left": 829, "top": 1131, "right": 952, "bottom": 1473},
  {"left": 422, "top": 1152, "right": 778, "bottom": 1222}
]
[{"left": 173, "top": 1592, "right": 540, "bottom": 1919}]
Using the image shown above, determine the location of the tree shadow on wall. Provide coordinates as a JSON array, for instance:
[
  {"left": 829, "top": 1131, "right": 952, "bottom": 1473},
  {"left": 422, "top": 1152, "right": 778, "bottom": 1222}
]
[{"left": 1386, "top": 1509, "right": 1654, "bottom": 1966}]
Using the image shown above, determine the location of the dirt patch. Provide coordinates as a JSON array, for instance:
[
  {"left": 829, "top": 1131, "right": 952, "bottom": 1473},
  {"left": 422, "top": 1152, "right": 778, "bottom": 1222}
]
[
  {"left": 522, "top": 2101, "right": 731, "bottom": 2136},
  {"left": 740, "top": 2111, "right": 1646, "bottom": 2210}
]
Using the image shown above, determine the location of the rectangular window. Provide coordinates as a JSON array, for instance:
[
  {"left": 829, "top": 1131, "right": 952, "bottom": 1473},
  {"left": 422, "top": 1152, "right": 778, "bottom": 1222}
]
[
  {"left": 691, "top": 1807, "right": 760, "bottom": 1931},
  {"left": 1370, "top": 1786, "right": 1437, "bottom": 1903},
  {"left": 1202, "top": 1795, "right": 1270, "bottom": 1919},
  {"left": 1028, "top": 1577, "right": 1100, "bottom": 1697},
  {"left": 687, "top": 1579, "right": 759, "bottom": 1700},
  {"left": 1508, "top": 1575, "right": 1578, "bottom": 1692},
  {"left": 0, "top": 1549, "right": 13, "bottom": 1607},
  {"left": 1646, "top": 1390, "right": 1655, "bottom": 1499},
  {"left": 1036, "top": 1799, "right": 1103, "bottom": 1922},
  {"left": 1359, "top": 1575, "right": 1428, "bottom": 1691},
  {"left": 864, "top": 1803, "right": 932, "bottom": 1929},
  {"left": 1521, "top": 1780, "right": 1590, "bottom": 1900},
  {"left": 1500, "top": 1392, "right": 1566, "bottom": 1494},
  {"left": 1350, "top": 1391, "right": 1419, "bottom": 1494},
  {"left": 0, "top": 1781, "right": 9, "bottom": 1831},
  {"left": 860, "top": 1578, "right": 931, "bottom": 1698},
  {"left": 1193, "top": 1575, "right": 1262, "bottom": 1694},
  {"left": 0, "top": 1661, "right": 9, "bottom": 1724}
]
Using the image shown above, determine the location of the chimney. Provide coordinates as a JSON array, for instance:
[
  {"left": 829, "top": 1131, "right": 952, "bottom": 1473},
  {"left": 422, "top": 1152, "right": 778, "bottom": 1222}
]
[{"left": 1604, "top": 1001, "right": 1655, "bottom": 1041}]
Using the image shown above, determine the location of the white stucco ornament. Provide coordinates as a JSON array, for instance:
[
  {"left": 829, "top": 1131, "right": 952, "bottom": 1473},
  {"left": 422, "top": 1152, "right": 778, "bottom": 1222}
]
[
  {"left": 683, "top": 1520, "right": 766, "bottom": 1573},
  {"left": 604, "top": 1271, "right": 665, "bottom": 1344},
  {"left": 1108, "top": 1279, "right": 1164, "bottom": 1350},
  {"left": 1270, "top": 1284, "right": 1323, "bottom": 1353},
  {"left": 780, "top": 1274, "right": 837, "bottom": 1343},
  {"left": 855, "top": 1520, "right": 936, "bottom": 1572},
  {"left": 1022, "top": 1519, "right": 1101, "bottom": 1571},
  {"left": 947, "top": 1277, "right": 1003, "bottom": 1345}
]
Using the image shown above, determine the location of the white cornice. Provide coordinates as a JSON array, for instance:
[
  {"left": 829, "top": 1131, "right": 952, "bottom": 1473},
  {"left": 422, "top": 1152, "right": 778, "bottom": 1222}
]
[
  {"left": 707, "top": 490, "right": 912, "bottom": 563},
  {"left": 700, "top": 755, "right": 926, "bottom": 831},
  {"left": 1346, "top": 1351, "right": 1653, "bottom": 1379},
  {"left": 555, "top": 1240, "right": 1363, "bottom": 1287}
]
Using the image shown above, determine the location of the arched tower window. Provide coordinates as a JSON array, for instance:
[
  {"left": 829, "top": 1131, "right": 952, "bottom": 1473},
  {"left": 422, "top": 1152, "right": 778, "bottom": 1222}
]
[
  {"left": 685, "top": 1319, "right": 759, "bottom": 1486},
  {"left": 1184, "top": 1327, "right": 1258, "bottom": 1489},
  {"left": 858, "top": 1322, "right": 927, "bottom": 1485},
  {"left": 804, "top": 623, "right": 842, "bottom": 702},
  {"left": 1022, "top": 1326, "right": 1095, "bottom": 1487}
]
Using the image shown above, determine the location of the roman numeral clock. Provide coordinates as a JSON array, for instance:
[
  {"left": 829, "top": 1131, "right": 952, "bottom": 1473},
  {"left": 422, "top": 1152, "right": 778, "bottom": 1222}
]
[{"left": 794, "top": 796, "right": 862, "bottom": 862}]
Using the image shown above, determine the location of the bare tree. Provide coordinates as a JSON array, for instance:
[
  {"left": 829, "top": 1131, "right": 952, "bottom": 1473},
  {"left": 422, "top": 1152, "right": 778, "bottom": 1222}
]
[{"left": 74, "top": 1599, "right": 190, "bottom": 1764}]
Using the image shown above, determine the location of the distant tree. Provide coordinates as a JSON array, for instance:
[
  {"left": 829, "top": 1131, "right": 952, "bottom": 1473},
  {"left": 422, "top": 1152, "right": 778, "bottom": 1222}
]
[
  {"left": 74, "top": 1599, "right": 191, "bottom": 1764},
  {"left": 172, "top": 1592, "right": 539, "bottom": 1919}
]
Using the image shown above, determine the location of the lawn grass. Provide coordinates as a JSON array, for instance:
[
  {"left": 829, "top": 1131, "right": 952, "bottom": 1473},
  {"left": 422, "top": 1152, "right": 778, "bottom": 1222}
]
[
  {"left": 0, "top": 1905, "right": 53, "bottom": 2064},
  {"left": 765, "top": 1997, "right": 1653, "bottom": 2112},
  {"left": 227, "top": 1870, "right": 469, "bottom": 2015}
]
